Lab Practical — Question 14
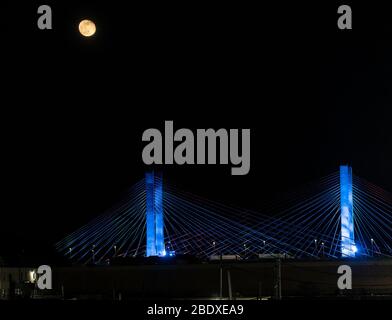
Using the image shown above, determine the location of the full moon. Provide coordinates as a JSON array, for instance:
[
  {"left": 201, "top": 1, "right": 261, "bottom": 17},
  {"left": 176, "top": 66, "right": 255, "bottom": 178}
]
[{"left": 78, "top": 19, "right": 96, "bottom": 37}]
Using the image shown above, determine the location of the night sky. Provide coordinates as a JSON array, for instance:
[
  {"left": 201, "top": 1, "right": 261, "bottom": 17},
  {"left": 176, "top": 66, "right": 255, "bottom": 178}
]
[{"left": 1, "top": 1, "right": 391, "bottom": 260}]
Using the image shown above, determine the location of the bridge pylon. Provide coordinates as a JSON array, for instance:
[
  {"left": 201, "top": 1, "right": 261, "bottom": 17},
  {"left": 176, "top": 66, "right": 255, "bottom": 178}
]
[
  {"left": 146, "top": 171, "right": 165, "bottom": 257},
  {"left": 340, "top": 165, "right": 356, "bottom": 257}
]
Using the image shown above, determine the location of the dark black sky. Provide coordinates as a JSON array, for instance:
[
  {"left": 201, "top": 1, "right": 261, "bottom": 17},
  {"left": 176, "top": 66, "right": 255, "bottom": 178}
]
[{"left": 2, "top": 1, "right": 392, "bottom": 258}]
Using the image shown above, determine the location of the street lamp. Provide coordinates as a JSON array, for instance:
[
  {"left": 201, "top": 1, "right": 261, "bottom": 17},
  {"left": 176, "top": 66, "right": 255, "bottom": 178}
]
[
  {"left": 371, "top": 238, "right": 375, "bottom": 256},
  {"left": 92, "top": 245, "right": 96, "bottom": 264}
]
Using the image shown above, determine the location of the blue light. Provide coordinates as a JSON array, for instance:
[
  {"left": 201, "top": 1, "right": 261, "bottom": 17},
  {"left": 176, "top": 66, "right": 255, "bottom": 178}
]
[
  {"left": 145, "top": 172, "right": 165, "bottom": 257},
  {"left": 154, "top": 174, "right": 165, "bottom": 256},
  {"left": 340, "top": 165, "right": 355, "bottom": 257},
  {"left": 146, "top": 172, "right": 156, "bottom": 257},
  {"left": 158, "top": 250, "right": 176, "bottom": 258}
]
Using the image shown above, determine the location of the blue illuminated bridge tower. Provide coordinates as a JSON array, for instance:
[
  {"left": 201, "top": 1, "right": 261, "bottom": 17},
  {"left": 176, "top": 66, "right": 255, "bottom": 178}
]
[
  {"left": 145, "top": 171, "right": 166, "bottom": 257},
  {"left": 340, "top": 165, "right": 356, "bottom": 257}
]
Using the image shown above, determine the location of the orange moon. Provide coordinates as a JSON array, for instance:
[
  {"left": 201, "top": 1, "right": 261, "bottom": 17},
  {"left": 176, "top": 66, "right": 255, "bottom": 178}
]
[{"left": 78, "top": 19, "right": 96, "bottom": 37}]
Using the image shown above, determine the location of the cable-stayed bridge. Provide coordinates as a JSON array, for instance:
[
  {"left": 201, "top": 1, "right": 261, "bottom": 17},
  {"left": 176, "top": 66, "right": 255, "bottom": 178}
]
[{"left": 56, "top": 166, "right": 392, "bottom": 264}]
